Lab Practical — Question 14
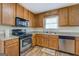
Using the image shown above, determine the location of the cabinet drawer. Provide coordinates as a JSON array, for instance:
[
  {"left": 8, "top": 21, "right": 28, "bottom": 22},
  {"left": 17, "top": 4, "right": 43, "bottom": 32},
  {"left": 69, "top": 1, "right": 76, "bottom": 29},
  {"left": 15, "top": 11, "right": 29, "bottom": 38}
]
[
  {"left": 5, "top": 38, "right": 19, "bottom": 46},
  {"left": 5, "top": 42, "right": 19, "bottom": 48}
]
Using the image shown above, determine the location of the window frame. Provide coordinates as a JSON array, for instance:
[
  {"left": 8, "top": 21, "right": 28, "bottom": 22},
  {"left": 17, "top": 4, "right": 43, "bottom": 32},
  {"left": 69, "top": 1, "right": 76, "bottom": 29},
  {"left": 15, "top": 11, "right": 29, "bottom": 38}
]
[{"left": 44, "top": 15, "right": 59, "bottom": 29}]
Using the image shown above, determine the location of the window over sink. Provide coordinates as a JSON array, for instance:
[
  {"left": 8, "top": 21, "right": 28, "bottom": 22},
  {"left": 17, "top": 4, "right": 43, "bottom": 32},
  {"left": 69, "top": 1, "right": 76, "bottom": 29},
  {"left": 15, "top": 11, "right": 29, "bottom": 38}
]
[{"left": 44, "top": 15, "right": 59, "bottom": 29}]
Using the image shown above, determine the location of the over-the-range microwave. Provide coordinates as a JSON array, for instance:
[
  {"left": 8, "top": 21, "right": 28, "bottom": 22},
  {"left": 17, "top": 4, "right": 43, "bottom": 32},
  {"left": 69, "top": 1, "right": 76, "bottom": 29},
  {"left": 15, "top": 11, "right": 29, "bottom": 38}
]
[{"left": 15, "top": 17, "right": 29, "bottom": 27}]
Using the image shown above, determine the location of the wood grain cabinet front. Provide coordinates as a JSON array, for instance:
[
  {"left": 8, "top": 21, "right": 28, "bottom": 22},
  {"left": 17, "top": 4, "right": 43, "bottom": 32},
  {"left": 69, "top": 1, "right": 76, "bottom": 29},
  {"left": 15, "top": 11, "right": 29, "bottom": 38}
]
[
  {"left": 48, "top": 35, "right": 58, "bottom": 50},
  {"left": 29, "top": 12, "right": 35, "bottom": 27},
  {"left": 32, "top": 34, "right": 37, "bottom": 46},
  {"left": 35, "top": 14, "right": 44, "bottom": 28},
  {"left": 59, "top": 7, "right": 69, "bottom": 26},
  {"left": 16, "top": 4, "right": 24, "bottom": 18},
  {"left": 0, "top": 4, "right": 2, "bottom": 24},
  {"left": 4, "top": 38, "right": 19, "bottom": 56},
  {"left": 41, "top": 34, "right": 48, "bottom": 48},
  {"left": 75, "top": 37, "right": 79, "bottom": 55},
  {"left": 24, "top": 8, "right": 29, "bottom": 20},
  {"left": 2, "top": 3, "right": 16, "bottom": 25},
  {"left": 69, "top": 4, "right": 79, "bottom": 26}
]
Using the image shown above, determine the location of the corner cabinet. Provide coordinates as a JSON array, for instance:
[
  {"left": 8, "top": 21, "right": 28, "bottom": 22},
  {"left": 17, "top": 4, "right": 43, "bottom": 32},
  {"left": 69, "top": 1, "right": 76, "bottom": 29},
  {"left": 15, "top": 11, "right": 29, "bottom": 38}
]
[
  {"left": 59, "top": 7, "right": 69, "bottom": 26},
  {"left": 2, "top": 3, "right": 16, "bottom": 25},
  {"left": 0, "top": 4, "right": 1, "bottom": 24},
  {"left": 69, "top": 4, "right": 79, "bottom": 26},
  {"left": 16, "top": 4, "right": 24, "bottom": 18},
  {"left": 35, "top": 14, "right": 44, "bottom": 28}
]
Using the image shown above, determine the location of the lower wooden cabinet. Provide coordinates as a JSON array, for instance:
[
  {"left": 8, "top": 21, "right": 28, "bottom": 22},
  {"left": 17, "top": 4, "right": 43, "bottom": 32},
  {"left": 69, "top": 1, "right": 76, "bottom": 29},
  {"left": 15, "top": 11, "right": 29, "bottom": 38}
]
[
  {"left": 48, "top": 35, "right": 58, "bottom": 50},
  {"left": 41, "top": 35, "right": 48, "bottom": 47},
  {"left": 32, "top": 34, "right": 37, "bottom": 46},
  {"left": 4, "top": 38, "right": 19, "bottom": 56},
  {"left": 32, "top": 34, "right": 58, "bottom": 50},
  {"left": 36, "top": 34, "right": 42, "bottom": 46},
  {"left": 75, "top": 37, "right": 79, "bottom": 55},
  {"left": 0, "top": 40, "right": 4, "bottom": 54}
]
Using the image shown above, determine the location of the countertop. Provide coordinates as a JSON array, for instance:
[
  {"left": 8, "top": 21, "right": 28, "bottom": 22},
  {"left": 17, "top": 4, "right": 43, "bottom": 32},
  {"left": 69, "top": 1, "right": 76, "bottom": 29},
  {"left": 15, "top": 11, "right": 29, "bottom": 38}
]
[
  {"left": 32, "top": 32, "right": 79, "bottom": 37},
  {"left": 0, "top": 36, "right": 19, "bottom": 41}
]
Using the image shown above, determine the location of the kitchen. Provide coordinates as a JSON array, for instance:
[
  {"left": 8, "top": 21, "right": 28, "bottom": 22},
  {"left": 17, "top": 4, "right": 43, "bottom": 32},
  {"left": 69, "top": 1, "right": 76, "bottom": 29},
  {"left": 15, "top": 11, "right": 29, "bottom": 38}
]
[{"left": 0, "top": 3, "right": 79, "bottom": 56}]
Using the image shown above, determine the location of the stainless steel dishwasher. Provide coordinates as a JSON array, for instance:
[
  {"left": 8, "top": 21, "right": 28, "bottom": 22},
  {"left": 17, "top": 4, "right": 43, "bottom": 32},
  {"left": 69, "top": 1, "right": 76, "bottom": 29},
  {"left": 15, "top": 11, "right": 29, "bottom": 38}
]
[{"left": 59, "top": 36, "right": 75, "bottom": 54}]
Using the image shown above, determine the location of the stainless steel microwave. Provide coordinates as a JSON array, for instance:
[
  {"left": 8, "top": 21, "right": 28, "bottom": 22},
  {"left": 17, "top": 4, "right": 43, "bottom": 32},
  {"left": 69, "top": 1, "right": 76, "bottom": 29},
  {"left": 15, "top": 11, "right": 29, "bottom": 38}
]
[{"left": 15, "top": 17, "right": 28, "bottom": 27}]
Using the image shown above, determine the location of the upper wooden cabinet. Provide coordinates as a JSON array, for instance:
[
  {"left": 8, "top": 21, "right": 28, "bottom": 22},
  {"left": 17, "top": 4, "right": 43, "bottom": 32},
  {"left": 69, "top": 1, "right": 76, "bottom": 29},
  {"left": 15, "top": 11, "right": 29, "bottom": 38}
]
[
  {"left": 69, "top": 4, "right": 79, "bottom": 26},
  {"left": 35, "top": 14, "right": 44, "bottom": 28},
  {"left": 16, "top": 4, "right": 24, "bottom": 18},
  {"left": 0, "top": 4, "right": 1, "bottom": 24},
  {"left": 24, "top": 8, "right": 29, "bottom": 20},
  {"left": 59, "top": 7, "right": 69, "bottom": 26},
  {"left": 29, "top": 12, "right": 35, "bottom": 27},
  {"left": 2, "top": 3, "right": 16, "bottom": 25}
]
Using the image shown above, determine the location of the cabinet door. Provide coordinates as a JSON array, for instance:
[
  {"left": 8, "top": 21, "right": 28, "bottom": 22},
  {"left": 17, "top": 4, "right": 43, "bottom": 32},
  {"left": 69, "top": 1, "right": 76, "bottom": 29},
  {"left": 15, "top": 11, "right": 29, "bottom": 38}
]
[
  {"left": 69, "top": 4, "right": 79, "bottom": 26},
  {"left": 29, "top": 12, "right": 35, "bottom": 27},
  {"left": 38, "top": 14, "right": 44, "bottom": 28},
  {"left": 5, "top": 43, "right": 19, "bottom": 56},
  {"left": 32, "top": 34, "right": 36, "bottom": 46},
  {"left": 2, "top": 3, "right": 16, "bottom": 25},
  {"left": 76, "top": 37, "right": 79, "bottom": 55},
  {"left": 34, "top": 14, "right": 44, "bottom": 28},
  {"left": 0, "top": 4, "right": 1, "bottom": 24},
  {"left": 48, "top": 35, "right": 58, "bottom": 49},
  {"left": 59, "top": 7, "right": 69, "bottom": 26},
  {"left": 16, "top": 4, "right": 24, "bottom": 18},
  {"left": 41, "top": 35, "right": 48, "bottom": 47},
  {"left": 36, "top": 34, "right": 42, "bottom": 46},
  {"left": 24, "top": 8, "right": 29, "bottom": 20}
]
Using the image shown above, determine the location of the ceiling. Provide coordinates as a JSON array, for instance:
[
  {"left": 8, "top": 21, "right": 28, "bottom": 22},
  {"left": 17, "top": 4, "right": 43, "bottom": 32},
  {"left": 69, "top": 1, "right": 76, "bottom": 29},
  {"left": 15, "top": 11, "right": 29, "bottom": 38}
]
[{"left": 19, "top": 3, "right": 76, "bottom": 14}]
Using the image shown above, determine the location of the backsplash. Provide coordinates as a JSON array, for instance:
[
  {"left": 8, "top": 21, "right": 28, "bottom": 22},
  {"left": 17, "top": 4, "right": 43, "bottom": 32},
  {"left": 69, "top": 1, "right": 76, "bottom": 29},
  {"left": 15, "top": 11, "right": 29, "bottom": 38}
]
[{"left": 0, "top": 25, "right": 79, "bottom": 37}]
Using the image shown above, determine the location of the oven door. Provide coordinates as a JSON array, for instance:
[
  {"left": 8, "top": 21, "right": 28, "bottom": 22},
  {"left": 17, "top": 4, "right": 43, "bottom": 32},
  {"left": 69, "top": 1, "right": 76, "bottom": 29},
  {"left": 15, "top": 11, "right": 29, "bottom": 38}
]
[{"left": 20, "top": 37, "right": 32, "bottom": 53}]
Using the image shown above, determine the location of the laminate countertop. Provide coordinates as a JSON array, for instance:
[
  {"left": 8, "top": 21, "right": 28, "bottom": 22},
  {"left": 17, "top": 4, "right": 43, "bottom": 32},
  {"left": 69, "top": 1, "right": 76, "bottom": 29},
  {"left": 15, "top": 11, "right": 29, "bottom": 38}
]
[
  {"left": 0, "top": 36, "right": 19, "bottom": 41},
  {"left": 32, "top": 32, "right": 79, "bottom": 37}
]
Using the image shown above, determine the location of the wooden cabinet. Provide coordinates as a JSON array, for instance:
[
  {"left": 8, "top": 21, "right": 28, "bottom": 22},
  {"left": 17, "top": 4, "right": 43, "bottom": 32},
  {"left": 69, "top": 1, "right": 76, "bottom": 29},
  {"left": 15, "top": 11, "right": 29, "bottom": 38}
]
[
  {"left": 2, "top": 3, "right": 16, "bottom": 25},
  {"left": 5, "top": 38, "right": 19, "bottom": 56},
  {"left": 35, "top": 14, "right": 44, "bottom": 28},
  {"left": 0, "top": 4, "right": 1, "bottom": 24},
  {"left": 0, "top": 40, "right": 4, "bottom": 54},
  {"left": 35, "top": 34, "right": 48, "bottom": 47},
  {"left": 69, "top": 4, "right": 79, "bottom": 26},
  {"left": 29, "top": 12, "right": 35, "bottom": 27},
  {"left": 16, "top": 4, "right": 24, "bottom": 18},
  {"left": 35, "top": 34, "right": 42, "bottom": 46},
  {"left": 75, "top": 37, "right": 79, "bottom": 55},
  {"left": 48, "top": 35, "right": 58, "bottom": 50},
  {"left": 41, "top": 34, "right": 48, "bottom": 47},
  {"left": 34, "top": 34, "right": 58, "bottom": 49},
  {"left": 32, "top": 34, "right": 36, "bottom": 46},
  {"left": 59, "top": 7, "right": 69, "bottom": 26},
  {"left": 24, "top": 8, "right": 29, "bottom": 20}
]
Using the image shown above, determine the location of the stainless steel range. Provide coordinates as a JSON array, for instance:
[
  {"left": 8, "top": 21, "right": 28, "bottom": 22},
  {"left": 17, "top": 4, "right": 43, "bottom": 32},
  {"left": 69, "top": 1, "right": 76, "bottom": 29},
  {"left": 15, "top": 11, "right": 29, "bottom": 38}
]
[
  {"left": 12, "top": 29, "right": 32, "bottom": 54},
  {"left": 20, "top": 34, "right": 32, "bottom": 53}
]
